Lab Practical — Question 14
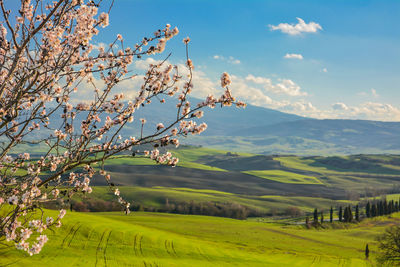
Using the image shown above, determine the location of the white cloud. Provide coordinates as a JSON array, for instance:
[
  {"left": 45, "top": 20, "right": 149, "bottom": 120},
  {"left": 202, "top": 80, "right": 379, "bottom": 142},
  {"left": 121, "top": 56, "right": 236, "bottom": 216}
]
[
  {"left": 213, "top": 55, "right": 241, "bottom": 65},
  {"left": 284, "top": 53, "right": 303, "bottom": 60},
  {"left": 322, "top": 68, "right": 328, "bottom": 73},
  {"left": 245, "top": 74, "right": 307, "bottom": 96},
  {"left": 229, "top": 75, "right": 274, "bottom": 107},
  {"left": 134, "top": 57, "right": 160, "bottom": 70},
  {"left": 70, "top": 56, "right": 400, "bottom": 122},
  {"left": 330, "top": 102, "right": 400, "bottom": 121},
  {"left": 371, "top": 88, "right": 379, "bottom": 97},
  {"left": 358, "top": 88, "right": 379, "bottom": 98},
  {"left": 332, "top": 102, "right": 349, "bottom": 111},
  {"left": 269, "top": 18, "right": 322, "bottom": 36}
]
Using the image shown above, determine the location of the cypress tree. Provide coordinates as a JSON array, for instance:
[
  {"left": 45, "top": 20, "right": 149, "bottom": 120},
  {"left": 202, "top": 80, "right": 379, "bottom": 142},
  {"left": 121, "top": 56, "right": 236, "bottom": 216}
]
[
  {"left": 320, "top": 211, "right": 324, "bottom": 224},
  {"left": 330, "top": 206, "right": 333, "bottom": 223},
  {"left": 355, "top": 205, "right": 359, "bottom": 221},
  {"left": 339, "top": 206, "right": 343, "bottom": 222},
  {"left": 348, "top": 206, "right": 353, "bottom": 222},
  {"left": 366, "top": 201, "right": 370, "bottom": 218},
  {"left": 390, "top": 200, "right": 394, "bottom": 214},
  {"left": 365, "top": 244, "right": 369, "bottom": 259},
  {"left": 306, "top": 216, "right": 309, "bottom": 226},
  {"left": 372, "top": 203, "right": 377, "bottom": 217},
  {"left": 343, "top": 207, "right": 348, "bottom": 222},
  {"left": 376, "top": 203, "right": 380, "bottom": 217},
  {"left": 396, "top": 201, "right": 399, "bottom": 212},
  {"left": 379, "top": 201, "right": 384, "bottom": 216},
  {"left": 313, "top": 208, "right": 318, "bottom": 224},
  {"left": 384, "top": 200, "right": 388, "bottom": 215}
]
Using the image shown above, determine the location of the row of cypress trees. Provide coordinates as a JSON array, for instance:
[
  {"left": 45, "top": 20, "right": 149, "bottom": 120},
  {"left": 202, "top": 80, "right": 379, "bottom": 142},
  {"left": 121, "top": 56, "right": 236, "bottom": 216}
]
[
  {"left": 365, "top": 199, "right": 399, "bottom": 218},
  {"left": 308, "top": 199, "right": 399, "bottom": 226},
  {"left": 307, "top": 205, "right": 360, "bottom": 225}
]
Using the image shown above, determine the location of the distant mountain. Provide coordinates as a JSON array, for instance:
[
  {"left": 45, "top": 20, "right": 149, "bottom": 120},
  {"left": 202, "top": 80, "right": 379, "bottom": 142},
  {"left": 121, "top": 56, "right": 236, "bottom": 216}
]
[
  {"left": 83, "top": 99, "right": 400, "bottom": 154},
  {"left": 126, "top": 97, "right": 303, "bottom": 136},
  {"left": 233, "top": 119, "right": 400, "bottom": 151},
  {"left": 10, "top": 97, "right": 400, "bottom": 155}
]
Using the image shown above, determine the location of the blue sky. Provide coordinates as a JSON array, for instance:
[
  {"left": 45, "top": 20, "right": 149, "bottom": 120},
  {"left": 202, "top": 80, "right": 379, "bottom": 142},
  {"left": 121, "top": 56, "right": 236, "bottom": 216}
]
[{"left": 6, "top": 0, "right": 400, "bottom": 120}]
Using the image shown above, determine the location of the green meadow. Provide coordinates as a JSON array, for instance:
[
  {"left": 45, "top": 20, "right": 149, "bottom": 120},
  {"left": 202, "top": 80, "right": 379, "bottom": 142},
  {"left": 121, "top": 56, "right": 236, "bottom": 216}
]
[
  {"left": 3, "top": 147, "right": 400, "bottom": 266},
  {"left": 2, "top": 209, "right": 396, "bottom": 266},
  {"left": 62, "top": 147, "right": 400, "bottom": 217},
  {"left": 242, "top": 170, "right": 322, "bottom": 184},
  {"left": 84, "top": 186, "right": 353, "bottom": 214}
]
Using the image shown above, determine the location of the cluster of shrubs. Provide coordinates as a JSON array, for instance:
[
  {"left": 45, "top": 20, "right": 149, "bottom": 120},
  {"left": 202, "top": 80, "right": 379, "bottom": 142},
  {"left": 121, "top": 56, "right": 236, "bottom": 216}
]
[
  {"left": 153, "top": 200, "right": 251, "bottom": 220},
  {"left": 68, "top": 198, "right": 256, "bottom": 220}
]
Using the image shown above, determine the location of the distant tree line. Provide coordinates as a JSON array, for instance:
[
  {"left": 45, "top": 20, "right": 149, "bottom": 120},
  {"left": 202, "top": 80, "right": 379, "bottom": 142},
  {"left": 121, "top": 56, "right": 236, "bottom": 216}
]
[
  {"left": 365, "top": 199, "right": 399, "bottom": 218},
  {"left": 66, "top": 198, "right": 260, "bottom": 220},
  {"left": 129, "top": 199, "right": 254, "bottom": 219}
]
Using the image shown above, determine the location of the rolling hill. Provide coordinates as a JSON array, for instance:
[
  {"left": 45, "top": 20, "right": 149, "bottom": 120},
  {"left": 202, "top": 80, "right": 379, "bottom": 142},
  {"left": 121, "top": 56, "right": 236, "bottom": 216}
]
[
  {"left": 7, "top": 97, "right": 400, "bottom": 155},
  {"left": 124, "top": 97, "right": 400, "bottom": 155},
  {"left": 1, "top": 209, "right": 393, "bottom": 266}
]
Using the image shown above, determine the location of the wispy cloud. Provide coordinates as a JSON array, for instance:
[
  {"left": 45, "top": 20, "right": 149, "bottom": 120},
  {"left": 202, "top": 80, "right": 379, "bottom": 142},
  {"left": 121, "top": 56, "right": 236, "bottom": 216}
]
[
  {"left": 332, "top": 102, "right": 349, "bottom": 111},
  {"left": 74, "top": 56, "right": 400, "bottom": 122},
  {"left": 331, "top": 102, "right": 400, "bottom": 121},
  {"left": 213, "top": 55, "right": 241, "bottom": 65},
  {"left": 269, "top": 18, "right": 322, "bottom": 36},
  {"left": 284, "top": 53, "right": 303, "bottom": 60},
  {"left": 358, "top": 88, "right": 379, "bottom": 98},
  {"left": 371, "top": 88, "right": 379, "bottom": 97},
  {"left": 245, "top": 74, "right": 307, "bottom": 96}
]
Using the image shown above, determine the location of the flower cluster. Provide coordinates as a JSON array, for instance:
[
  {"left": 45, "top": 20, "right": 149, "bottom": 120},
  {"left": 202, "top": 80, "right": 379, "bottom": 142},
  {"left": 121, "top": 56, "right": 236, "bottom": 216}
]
[{"left": 0, "top": 0, "right": 245, "bottom": 256}]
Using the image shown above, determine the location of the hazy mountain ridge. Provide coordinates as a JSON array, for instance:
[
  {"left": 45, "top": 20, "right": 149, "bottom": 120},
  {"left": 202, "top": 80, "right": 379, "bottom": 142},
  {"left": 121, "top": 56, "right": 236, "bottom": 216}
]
[{"left": 7, "top": 98, "right": 400, "bottom": 155}]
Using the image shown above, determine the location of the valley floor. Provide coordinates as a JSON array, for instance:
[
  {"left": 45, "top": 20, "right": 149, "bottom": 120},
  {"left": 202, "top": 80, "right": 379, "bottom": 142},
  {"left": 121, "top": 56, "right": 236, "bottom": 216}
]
[{"left": 1, "top": 210, "right": 396, "bottom": 266}]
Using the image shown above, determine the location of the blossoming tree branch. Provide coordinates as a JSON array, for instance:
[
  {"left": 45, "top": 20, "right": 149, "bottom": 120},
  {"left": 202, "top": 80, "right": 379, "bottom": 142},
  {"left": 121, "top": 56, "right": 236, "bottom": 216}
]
[{"left": 0, "top": 0, "right": 245, "bottom": 255}]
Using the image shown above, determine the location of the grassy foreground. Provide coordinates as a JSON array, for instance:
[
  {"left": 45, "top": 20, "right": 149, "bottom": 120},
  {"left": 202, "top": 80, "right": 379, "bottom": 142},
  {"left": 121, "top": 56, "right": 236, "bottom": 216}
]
[{"left": 2, "top": 210, "right": 398, "bottom": 266}]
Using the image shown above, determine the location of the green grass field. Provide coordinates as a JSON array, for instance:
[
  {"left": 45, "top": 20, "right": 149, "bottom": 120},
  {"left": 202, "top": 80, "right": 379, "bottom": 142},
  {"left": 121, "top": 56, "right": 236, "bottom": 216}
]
[
  {"left": 2, "top": 209, "right": 395, "bottom": 266},
  {"left": 3, "top": 147, "right": 400, "bottom": 266},
  {"left": 77, "top": 147, "right": 400, "bottom": 216},
  {"left": 82, "top": 186, "right": 352, "bottom": 214},
  {"left": 242, "top": 170, "right": 322, "bottom": 184}
]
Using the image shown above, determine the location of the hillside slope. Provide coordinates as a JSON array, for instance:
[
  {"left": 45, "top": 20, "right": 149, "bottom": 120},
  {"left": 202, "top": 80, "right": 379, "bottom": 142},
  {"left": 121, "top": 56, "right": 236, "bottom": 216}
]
[{"left": 0, "top": 210, "right": 390, "bottom": 266}]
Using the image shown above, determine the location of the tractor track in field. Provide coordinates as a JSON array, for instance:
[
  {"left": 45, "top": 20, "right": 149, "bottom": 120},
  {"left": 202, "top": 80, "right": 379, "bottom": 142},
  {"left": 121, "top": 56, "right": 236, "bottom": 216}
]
[
  {"left": 83, "top": 227, "right": 95, "bottom": 249},
  {"left": 196, "top": 247, "right": 212, "bottom": 262},
  {"left": 139, "top": 235, "right": 144, "bottom": 256},
  {"left": 164, "top": 240, "right": 172, "bottom": 256},
  {"left": 67, "top": 224, "right": 82, "bottom": 247},
  {"left": 170, "top": 240, "right": 177, "bottom": 256},
  {"left": 310, "top": 255, "right": 321, "bottom": 266},
  {"left": 163, "top": 240, "right": 178, "bottom": 258},
  {"left": 260, "top": 227, "right": 364, "bottom": 253},
  {"left": 95, "top": 230, "right": 107, "bottom": 267},
  {"left": 133, "top": 234, "right": 138, "bottom": 256},
  {"left": 61, "top": 222, "right": 80, "bottom": 248},
  {"left": 103, "top": 231, "right": 112, "bottom": 267},
  {"left": 46, "top": 222, "right": 80, "bottom": 261}
]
